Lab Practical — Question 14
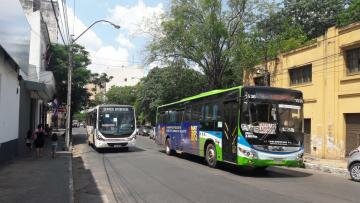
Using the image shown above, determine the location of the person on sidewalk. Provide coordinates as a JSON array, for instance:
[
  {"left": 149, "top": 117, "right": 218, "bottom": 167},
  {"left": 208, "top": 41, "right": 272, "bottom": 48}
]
[
  {"left": 51, "top": 133, "right": 58, "bottom": 159},
  {"left": 25, "top": 129, "right": 33, "bottom": 154},
  {"left": 33, "top": 124, "right": 45, "bottom": 158}
]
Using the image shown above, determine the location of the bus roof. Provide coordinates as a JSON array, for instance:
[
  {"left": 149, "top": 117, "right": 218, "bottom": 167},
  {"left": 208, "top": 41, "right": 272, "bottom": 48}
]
[
  {"left": 158, "top": 85, "right": 242, "bottom": 108},
  {"left": 158, "top": 86, "right": 303, "bottom": 109}
]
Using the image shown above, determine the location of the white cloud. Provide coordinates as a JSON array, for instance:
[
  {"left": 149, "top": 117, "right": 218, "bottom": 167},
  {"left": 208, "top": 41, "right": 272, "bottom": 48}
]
[
  {"left": 116, "top": 33, "right": 134, "bottom": 49},
  {"left": 61, "top": 1, "right": 165, "bottom": 74},
  {"left": 88, "top": 46, "right": 129, "bottom": 73},
  {"left": 108, "top": 0, "right": 165, "bottom": 37}
]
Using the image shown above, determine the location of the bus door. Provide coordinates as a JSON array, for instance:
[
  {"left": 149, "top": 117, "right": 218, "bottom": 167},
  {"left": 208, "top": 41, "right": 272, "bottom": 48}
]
[{"left": 222, "top": 99, "right": 238, "bottom": 163}]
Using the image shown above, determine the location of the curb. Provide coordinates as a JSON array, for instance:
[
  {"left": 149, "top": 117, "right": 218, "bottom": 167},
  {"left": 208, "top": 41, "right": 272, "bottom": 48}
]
[
  {"left": 69, "top": 149, "right": 74, "bottom": 203},
  {"left": 304, "top": 162, "right": 349, "bottom": 177}
]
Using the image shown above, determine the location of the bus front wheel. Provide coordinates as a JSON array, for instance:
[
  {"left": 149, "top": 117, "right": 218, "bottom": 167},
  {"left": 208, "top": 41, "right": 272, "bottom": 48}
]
[{"left": 205, "top": 143, "right": 217, "bottom": 168}]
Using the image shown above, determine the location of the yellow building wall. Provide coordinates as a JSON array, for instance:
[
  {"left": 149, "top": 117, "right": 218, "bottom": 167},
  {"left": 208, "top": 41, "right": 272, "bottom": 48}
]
[{"left": 245, "top": 22, "right": 360, "bottom": 159}]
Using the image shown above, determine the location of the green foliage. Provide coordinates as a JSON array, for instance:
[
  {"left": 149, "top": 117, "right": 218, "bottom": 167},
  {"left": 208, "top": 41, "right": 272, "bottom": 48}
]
[
  {"left": 337, "top": 0, "right": 360, "bottom": 26},
  {"left": 106, "top": 86, "right": 137, "bottom": 105},
  {"left": 148, "top": 0, "right": 251, "bottom": 88},
  {"left": 283, "top": 0, "right": 347, "bottom": 38},
  {"left": 73, "top": 112, "right": 86, "bottom": 122},
  {"left": 250, "top": 11, "right": 308, "bottom": 63},
  {"left": 90, "top": 72, "right": 113, "bottom": 89},
  {"left": 136, "top": 66, "right": 207, "bottom": 124},
  {"left": 48, "top": 44, "right": 91, "bottom": 114},
  {"left": 89, "top": 92, "right": 106, "bottom": 107}
]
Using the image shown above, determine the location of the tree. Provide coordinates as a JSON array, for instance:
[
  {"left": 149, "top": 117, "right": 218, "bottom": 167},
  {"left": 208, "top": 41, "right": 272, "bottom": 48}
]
[
  {"left": 106, "top": 86, "right": 137, "bottom": 105},
  {"left": 136, "top": 65, "right": 207, "bottom": 124},
  {"left": 90, "top": 72, "right": 113, "bottom": 90},
  {"left": 283, "top": 0, "right": 347, "bottom": 38},
  {"left": 48, "top": 43, "right": 92, "bottom": 115},
  {"left": 337, "top": 0, "right": 360, "bottom": 26},
  {"left": 148, "top": 0, "right": 254, "bottom": 88}
]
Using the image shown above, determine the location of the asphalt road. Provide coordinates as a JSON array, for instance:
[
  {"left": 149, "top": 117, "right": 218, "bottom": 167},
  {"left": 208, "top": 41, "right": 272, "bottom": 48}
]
[{"left": 72, "top": 128, "right": 360, "bottom": 203}]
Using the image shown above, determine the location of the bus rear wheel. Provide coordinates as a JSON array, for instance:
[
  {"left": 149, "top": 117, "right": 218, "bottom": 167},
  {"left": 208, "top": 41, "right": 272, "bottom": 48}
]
[
  {"left": 205, "top": 143, "right": 217, "bottom": 168},
  {"left": 165, "top": 138, "right": 173, "bottom": 155}
]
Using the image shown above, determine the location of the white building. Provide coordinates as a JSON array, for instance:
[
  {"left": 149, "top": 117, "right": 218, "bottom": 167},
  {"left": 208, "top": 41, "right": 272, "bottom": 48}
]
[
  {"left": 105, "top": 66, "right": 145, "bottom": 90},
  {"left": 17, "top": 0, "right": 57, "bottom": 156},
  {"left": 0, "top": 0, "right": 31, "bottom": 162}
]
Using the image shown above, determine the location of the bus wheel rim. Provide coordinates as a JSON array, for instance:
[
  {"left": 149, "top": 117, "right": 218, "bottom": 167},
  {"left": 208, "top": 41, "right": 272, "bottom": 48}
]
[{"left": 208, "top": 147, "right": 215, "bottom": 163}]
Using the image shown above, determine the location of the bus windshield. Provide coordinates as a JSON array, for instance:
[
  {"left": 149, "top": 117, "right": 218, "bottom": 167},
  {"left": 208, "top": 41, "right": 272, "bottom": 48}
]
[
  {"left": 99, "top": 107, "right": 135, "bottom": 136},
  {"left": 242, "top": 102, "right": 302, "bottom": 134},
  {"left": 278, "top": 104, "right": 302, "bottom": 133}
]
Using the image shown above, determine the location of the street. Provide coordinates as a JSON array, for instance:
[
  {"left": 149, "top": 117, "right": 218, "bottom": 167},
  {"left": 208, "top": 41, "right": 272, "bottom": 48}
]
[{"left": 71, "top": 128, "right": 360, "bottom": 203}]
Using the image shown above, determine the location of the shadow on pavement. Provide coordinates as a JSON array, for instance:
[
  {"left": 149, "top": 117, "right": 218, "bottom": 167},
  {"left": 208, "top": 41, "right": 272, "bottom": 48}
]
[
  {"left": 97, "top": 146, "right": 146, "bottom": 154},
  {"left": 73, "top": 156, "right": 103, "bottom": 203},
  {"left": 163, "top": 151, "right": 312, "bottom": 178}
]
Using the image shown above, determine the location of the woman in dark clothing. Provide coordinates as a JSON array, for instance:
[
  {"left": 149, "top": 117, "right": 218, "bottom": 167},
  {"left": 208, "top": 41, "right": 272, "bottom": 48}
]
[{"left": 33, "top": 124, "right": 45, "bottom": 158}]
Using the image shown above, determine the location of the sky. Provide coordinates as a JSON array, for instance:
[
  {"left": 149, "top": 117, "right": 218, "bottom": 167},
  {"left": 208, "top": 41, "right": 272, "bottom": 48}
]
[{"left": 60, "top": 0, "right": 170, "bottom": 73}]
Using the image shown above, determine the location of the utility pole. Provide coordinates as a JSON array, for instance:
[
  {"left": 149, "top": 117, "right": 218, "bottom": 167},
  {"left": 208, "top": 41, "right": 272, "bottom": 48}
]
[
  {"left": 65, "top": 36, "right": 73, "bottom": 150},
  {"left": 64, "top": 20, "right": 120, "bottom": 150}
]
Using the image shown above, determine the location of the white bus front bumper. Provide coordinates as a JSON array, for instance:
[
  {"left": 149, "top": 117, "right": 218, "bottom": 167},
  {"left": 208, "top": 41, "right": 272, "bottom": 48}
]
[{"left": 95, "top": 137, "right": 136, "bottom": 148}]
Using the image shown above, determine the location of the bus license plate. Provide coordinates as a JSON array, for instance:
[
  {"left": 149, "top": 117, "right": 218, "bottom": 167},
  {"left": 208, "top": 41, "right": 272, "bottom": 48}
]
[{"left": 273, "top": 158, "right": 283, "bottom": 164}]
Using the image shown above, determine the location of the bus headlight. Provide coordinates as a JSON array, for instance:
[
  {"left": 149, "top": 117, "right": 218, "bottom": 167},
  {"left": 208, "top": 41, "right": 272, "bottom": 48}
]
[
  {"left": 296, "top": 153, "right": 304, "bottom": 160},
  {"left": 239, "top": 147, "right": 257, "bottom": 159}
]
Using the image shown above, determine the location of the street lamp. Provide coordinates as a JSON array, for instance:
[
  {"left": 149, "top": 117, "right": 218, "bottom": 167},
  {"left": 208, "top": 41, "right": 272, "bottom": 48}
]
[{"left": 65, "top": 20, "right": 120, "bottom": 150}]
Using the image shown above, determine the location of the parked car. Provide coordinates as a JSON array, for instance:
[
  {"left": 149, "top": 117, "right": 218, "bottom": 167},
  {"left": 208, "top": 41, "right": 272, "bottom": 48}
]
[
  {"left": 148, "top": 126, "right": 155, "bottom": 139},
  {"left": 143, "top": 125, "right": 153, "bottom": 137},
  {"left": 348, "top": 146, "right": 360, "bottom": 182},
  {"left": 72, "top": 120, "right": 80, "bottom": 128},
  {"left": 137, "top": 125, "right": 145, "bottom": 136}
]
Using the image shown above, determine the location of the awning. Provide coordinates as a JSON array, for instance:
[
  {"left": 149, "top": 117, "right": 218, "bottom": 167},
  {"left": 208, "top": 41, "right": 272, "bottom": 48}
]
[
  {"left": 24, "top": 80, "right": 50, "bottom": 100},
  {"left": 23, "top": 70, "right": 56, "bottom": 101}
]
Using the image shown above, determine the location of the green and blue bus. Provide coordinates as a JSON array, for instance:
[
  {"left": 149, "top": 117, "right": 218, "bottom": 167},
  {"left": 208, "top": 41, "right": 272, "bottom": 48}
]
[{"left": 155, "top": 86, "right": 304, "bottom": 168}]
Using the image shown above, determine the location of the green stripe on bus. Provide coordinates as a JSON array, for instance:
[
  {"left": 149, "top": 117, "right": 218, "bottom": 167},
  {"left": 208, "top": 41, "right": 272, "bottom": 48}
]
[
  {"left": 237, "top": 156, "right": 301, "bottom": 167},
  {"left": 158, "top": 86, "right": 242, "bottom": 108}
]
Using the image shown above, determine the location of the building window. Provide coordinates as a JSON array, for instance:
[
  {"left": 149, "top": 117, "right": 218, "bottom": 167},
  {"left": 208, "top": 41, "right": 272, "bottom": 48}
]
[
  {"left": 346, "top": 47, "right": 360, "bottom": 75},
  {"left": 289, "top": 64, "right": 312, "bottom": 86},
  {"left": 253, "top": 72, "right": 270, "bottom": 86}
]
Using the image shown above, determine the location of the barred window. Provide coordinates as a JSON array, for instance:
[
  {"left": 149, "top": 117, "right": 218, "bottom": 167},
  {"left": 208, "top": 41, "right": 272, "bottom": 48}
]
[
  {"left": 289, "top": 64, "right": 312, "bottom": 85},
  {"left": 346, "top": 47, "right": 360, "bottom": 75}
]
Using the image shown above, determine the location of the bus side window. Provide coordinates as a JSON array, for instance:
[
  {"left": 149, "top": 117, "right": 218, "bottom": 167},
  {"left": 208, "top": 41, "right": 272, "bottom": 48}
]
[
  {"left": 201, "top": 105, "right": 205, "bottom": 121},
  {"left": 165, "top": 111, "right": 170, "bottom": 123},
  {"left": 177, "top": 109, "right": 184, "bottom": 123},
  {"left": 169, "top": 110, "right": 176, "bottom": 123},
  {"left": 185, "top": 107, "right": 191, "bottom": 122},
  {"left": 204, "top": 104, "right": 212, "bottom": 121},
  {"left": 212, "top": 104, "right": 220, "bottom": 120},
  {"left": 192, "top": 105, "right": 202, "bottom": 121}
]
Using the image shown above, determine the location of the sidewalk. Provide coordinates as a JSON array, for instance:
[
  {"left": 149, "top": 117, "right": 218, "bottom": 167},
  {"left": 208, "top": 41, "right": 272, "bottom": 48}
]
[
  {"left": 0, "top": 130, "right": 73, "bottom": 203},
  {"left": 303, "top": 154, "right": 349, "bottom": 177}
]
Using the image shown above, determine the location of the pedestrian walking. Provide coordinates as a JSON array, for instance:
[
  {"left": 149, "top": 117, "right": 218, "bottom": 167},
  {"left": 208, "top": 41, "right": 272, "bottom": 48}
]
[
  {"left": 33, "top": 124, "right": 45, "bottom": 158},
  {"left": 51, "top": 133, "right": 58, "bottom": 159},
  {"left": 25, "top": 129, "right": 32, "bottom": 153}
]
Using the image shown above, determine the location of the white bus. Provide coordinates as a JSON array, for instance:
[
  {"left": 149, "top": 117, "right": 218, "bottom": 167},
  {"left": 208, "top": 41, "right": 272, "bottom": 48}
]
[{"left": 86, "top": 105, "right": 136, "bottom": 150}]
